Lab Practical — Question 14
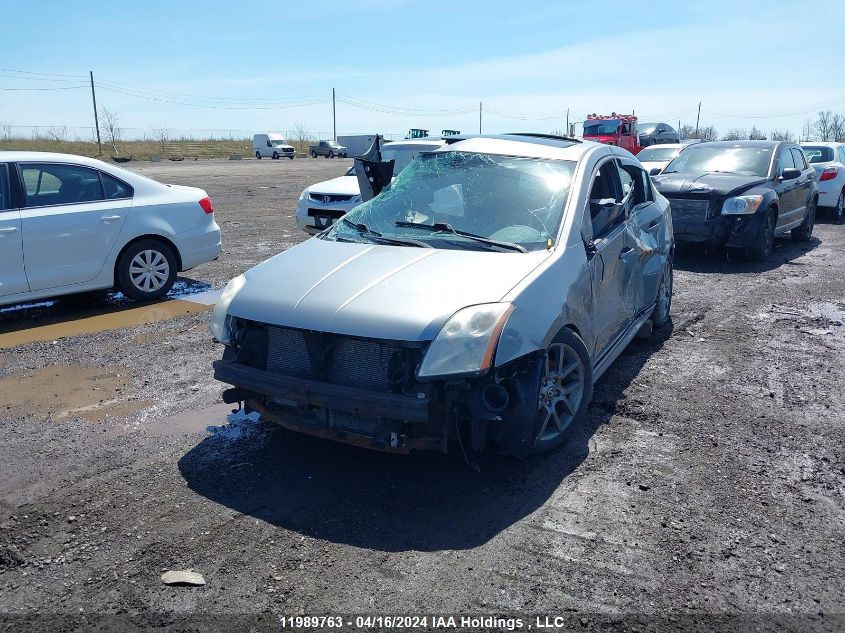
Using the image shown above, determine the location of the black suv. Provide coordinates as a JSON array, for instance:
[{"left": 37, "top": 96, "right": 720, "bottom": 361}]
[{"left": 651, "top": 141, "right": 818, "bottom": 260}]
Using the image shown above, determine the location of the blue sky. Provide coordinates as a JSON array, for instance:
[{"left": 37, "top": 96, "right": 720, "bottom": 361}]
[{"left": 2, "top": 0, "right": 844, "bottom": 139}]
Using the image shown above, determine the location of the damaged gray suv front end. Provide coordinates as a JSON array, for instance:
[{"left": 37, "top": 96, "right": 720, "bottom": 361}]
[{"left": 212, "top": 134, "right": 674, "bottom": 456}]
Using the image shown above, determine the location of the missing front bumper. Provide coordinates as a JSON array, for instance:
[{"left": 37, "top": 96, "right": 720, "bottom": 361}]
[{"left": 213, "top": 360, "right": 444, "bottom": 453}]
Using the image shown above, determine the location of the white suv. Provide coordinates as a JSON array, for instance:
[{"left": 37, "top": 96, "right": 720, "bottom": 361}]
[
  {"left": 800, "top": 142, "right": 845, "bottom": 222},
  {"left": 0, "top": 152, "right": 221, "bottom": 306}
]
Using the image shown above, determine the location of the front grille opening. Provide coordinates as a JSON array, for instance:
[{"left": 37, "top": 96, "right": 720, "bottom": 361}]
[{"left": 263, "top": 325, "right": 425, "bottom": 393}]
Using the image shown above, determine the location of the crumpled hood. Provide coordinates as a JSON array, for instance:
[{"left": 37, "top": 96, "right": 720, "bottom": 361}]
[
  {"left": 228, "top": 239, "right": 547, "bottom": 341},
  {"left": 306, "top": 175, "right": 359, "bottom": 196},
  {"left": 652, "top": 172, "right": 768, "bottom": 197}
]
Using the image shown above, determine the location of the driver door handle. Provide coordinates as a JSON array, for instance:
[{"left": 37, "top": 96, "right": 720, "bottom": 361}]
[
  {"left": 0, "top": 226, "right": 18, "bottom": 233},
  {"left": 100, "top": 215, "right": 122, "bottom": 222}
]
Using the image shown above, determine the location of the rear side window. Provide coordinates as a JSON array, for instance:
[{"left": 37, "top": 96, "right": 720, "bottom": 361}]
[
  {"left": 790, "top": 148, "right": 808, "bottom": 170},
  {"left": 0, "top": 165, "right": 9, "bottom": 211},
  {"left": 776, "top": 149, "right": 795, "bottom": 174},
  {"left": 100, "top": 172, "right": 132, "bottom": 199},
  {"left": 589, "top": 162, "right": 623, "bottom": 239},
  {"left": 20, "top": 163, "right": 104, "bottom": 206},
  {"left": 619, "top": 162, "right": 652, "bottom": 206}
]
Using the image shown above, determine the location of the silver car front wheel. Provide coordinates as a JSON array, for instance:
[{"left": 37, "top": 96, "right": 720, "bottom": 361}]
[{"left": 536, "top": 342, "right": 586, "bottom": 443}]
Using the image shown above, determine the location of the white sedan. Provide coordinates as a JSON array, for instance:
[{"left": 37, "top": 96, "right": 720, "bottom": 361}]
[
  {"left": 800, "top": 142, "right": 845, "bottom": 223},
  {"left": 294, "top": 138, "right": 446, "bottom": 234},
  {"left": 0, "top": 152, "right": 221, "bottom": 306}
]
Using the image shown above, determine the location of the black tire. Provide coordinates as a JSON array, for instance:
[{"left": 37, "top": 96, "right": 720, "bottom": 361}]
[
  {"left": 328, "top": 151, "right": 334, "bottom": 158},
  {"left": 272, "top": 151, "right": 279, "bottom": 160},
  {"left": 791, "top": 197, "right": 816, "bottom": 242},
  {"left": 745, "top": 207, "right": 776, "bottom": 261},
  {"left": 288, "top": 155, "right": 294, "bottom": 160},
  {"left": 500, "top": 328, "right": 593, "bottom": 457},
  {"left": 255, "top": 151, "right": 261, "bottom": 160},
  {"left": 652, "top": 259, "right": 673, "bottom": 327},
  {"left": 832, "top": 189, "right": 844, "bottom": 224},
  {"left": 116, "top": 239, "right": 178, "bottom": 302},
  {"left": 310, "top": 151, "right": 317, "bottom": 158}
]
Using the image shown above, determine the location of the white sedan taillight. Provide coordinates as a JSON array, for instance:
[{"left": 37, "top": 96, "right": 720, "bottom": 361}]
[{"left": 198, "top": 196, "right": 214, "bottom": 214}]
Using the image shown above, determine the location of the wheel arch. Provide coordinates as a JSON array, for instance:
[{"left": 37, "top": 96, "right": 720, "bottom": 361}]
[{"left": 113, "top": 234, "right": 183, "bottom": 283}]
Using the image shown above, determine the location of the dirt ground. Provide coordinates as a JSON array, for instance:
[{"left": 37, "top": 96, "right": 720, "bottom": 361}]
[{"left": 0, "top": 158, "right": 843, "bottom": 631}]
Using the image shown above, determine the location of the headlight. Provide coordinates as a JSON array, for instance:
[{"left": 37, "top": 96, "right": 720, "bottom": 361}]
[
  {"left": 210, "top": 274, "right": 246, "bottom": 344},
  {"left": 722, "top": 195, "right": 764, "bottom": 215},
  {"left": 417, "top": 303, "right": 514, "bottom": 378},
  {"left": 298, "top": 189, "right": 309, "bottom": 201}
]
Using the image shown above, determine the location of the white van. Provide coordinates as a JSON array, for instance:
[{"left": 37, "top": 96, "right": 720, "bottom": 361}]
[{"left": 253, "top": 133, "right": 295, "bottom": 160}]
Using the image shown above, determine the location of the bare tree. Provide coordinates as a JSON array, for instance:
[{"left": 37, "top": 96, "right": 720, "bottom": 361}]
[
  {"left": 681, "top": 123, "right": 718, "bottom": 141},
  {"left": 748, "top": 125, "right": 766, "bottom": 140},
  {"left": 801, "top": 119, "right": 814, "bottom": 142},
  {"left": 723, "top": 129, "right": 748, "bottom": 141},
  {"left": 1, "top": 125, "right": 11, "bottom": 141},
  {"left": 292, "top": 123, "right": 311, "bottom": 146},
  {"left": 816, "top": 111, "right": 834, "bottom": 141},
  {"left": 100, "top": 108, "right": 123, "bottom": 154},
  {"left": 831, "top": 113, "right": 845, "bottom": 142},
  {"left": 769, "top": 129, "right": 795, "bottom": 142},
  {"left": 699, "top": 125, "right": 718, "bottom": 141},
  {"left": 46, "top": 126, "right": 68, "bottom": 142},
  {"left": 152, "top": 128, "right": 171, "bottom": 153}
]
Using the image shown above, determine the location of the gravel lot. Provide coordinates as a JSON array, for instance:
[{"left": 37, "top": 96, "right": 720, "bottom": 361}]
[{"left": 0, "top": 158, "right": 843, "bottom": 630}]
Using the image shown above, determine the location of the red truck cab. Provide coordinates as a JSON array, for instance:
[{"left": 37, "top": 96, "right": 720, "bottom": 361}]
[{"left": 583, "top": 113, "right": 643, "bottom": 155}]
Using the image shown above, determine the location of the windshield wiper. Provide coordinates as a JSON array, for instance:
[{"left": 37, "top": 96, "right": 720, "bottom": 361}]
[
  {"left": 340, "top": 217, "right": 430, "bottom": 248},
  {"left": 395, "top": 220, "right": 527, "bottom": 253}
]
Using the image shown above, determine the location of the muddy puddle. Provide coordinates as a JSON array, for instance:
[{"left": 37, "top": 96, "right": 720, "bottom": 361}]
[
  {"left": 0, "top": 298, "right": 212, "bottom": 349},
  {"left": 0, "top": 365, "right": 149, "bottom": 422}
]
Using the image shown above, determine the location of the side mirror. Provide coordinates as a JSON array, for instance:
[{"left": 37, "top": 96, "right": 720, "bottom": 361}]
[
  {"left": 649, "top": 167, "right": 662, "bottom": 176},
  {"left": 780, "top": 167, "right": 801, "bottom": 181}
]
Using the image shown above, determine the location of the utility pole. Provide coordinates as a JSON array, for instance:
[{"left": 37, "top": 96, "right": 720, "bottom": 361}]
[
  {"left": 479, "top": 102, "right": 482, "bottom": 134},
  {"left": 566, "top": 109, "right": 569, "bottom": 135},
  {"left": 90, "top": 70, "right": 102, "bottom": 155},
  {"left": 694, "top": 101, "right": 701, "bottom": 137},
  {"left": 332, "top": 88, "right": 336, "bottom": 141}
]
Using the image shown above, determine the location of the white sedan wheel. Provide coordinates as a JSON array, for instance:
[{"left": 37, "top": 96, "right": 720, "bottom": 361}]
[{"left": 129, "top": 249, "right": 170, "bottom": 293}]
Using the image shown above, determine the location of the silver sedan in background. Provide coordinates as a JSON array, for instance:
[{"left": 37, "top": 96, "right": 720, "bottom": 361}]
[{"left": 212, "top": 134, "right": 673, "bottom": 457}]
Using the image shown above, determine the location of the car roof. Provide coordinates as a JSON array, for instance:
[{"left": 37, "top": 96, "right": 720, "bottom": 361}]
[
  {"left": 642, "top": 143, "right": 685, "bottom": 150},
  {"left": 693, "top": 140, "right": 783, "bottom": 148},
  {"left": 0, "top": 151, "right": 119, "bottom": 167},
  {"left": 800, "top": 141, "right": 843, "bottom": 147},
  {"left": 433, "top": 134, "right": 616, "bottom": 161}
]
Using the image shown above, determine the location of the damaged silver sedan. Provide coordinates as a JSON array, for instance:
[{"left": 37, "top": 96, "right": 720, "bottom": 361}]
[{"left": 211, "top": 134, "right": 673, "bottom": 456}]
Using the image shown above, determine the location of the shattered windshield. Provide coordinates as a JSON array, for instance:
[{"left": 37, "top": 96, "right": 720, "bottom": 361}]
[
  {"left": 323, "top": 151, "right": 575, "bottom": 252},
  {"left": 584, "top": 120, "right": 620, "bottom": 135},
  {"left": 664, "top": 145, "right": 774, "bottom": 177},
  {"left": 381, "top": 144, "right": 442, "bottom": 173}
]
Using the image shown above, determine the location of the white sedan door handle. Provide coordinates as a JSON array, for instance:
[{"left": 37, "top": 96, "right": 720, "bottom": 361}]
[
  {"left": 0, "top": 226, "right": 18, "bottom": 233},
  {"left": 100, "top": 215, "right": 122, "bottom": 222}
]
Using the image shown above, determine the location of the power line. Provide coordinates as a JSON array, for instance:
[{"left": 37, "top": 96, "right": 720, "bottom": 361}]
[{"left": 0, "top": 85, "right": 87, "bottom": 91}]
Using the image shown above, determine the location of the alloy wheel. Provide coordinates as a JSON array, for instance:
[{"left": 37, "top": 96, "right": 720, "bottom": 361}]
[
  {"left": 129, "top": 249, "right": 170, "bottom": 294},
  {"left": 762, "top": 212, "right": 775, "bottom": 258},
  {"left": 655, "top": 263, "right": 673, "bottom": 324},
  {"left": 536, "top": 343, "right": 586, "bottom": 442},
  {"left": 837, "top": 191, "right": 845, "bottom": 223}
]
